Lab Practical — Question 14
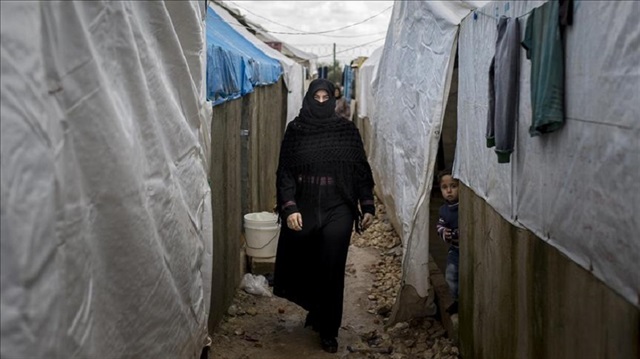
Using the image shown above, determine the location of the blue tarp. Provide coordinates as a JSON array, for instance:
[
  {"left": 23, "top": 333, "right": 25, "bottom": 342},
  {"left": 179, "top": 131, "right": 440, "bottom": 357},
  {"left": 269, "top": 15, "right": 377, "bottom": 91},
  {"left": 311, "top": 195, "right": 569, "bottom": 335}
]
[
  {"left": 342, "top": 65, "right": 354, "bottom": 104},
  {"left": 206, "top": 7, "right": 282, "bottom": 105}
]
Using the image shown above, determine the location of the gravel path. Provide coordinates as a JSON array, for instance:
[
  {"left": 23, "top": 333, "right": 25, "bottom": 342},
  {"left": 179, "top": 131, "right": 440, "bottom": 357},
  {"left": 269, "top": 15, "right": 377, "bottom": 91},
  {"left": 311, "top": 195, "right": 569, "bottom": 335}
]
[{"left": 209, "top": 198, "right": 460, "bottom": 359}]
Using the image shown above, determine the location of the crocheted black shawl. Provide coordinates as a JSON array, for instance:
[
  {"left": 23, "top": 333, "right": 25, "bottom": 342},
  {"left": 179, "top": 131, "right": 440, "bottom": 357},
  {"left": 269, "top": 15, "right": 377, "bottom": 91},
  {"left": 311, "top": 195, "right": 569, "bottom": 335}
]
[{"left": 276, "top": 79, "right": 374, "bottom": 231}]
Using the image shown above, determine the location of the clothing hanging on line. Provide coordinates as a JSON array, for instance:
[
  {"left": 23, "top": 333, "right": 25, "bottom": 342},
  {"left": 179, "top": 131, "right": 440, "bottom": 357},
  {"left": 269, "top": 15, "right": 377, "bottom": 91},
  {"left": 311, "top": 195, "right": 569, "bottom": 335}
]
[{"left": 486, "top": 16, "right": 520, "bottom": 163}]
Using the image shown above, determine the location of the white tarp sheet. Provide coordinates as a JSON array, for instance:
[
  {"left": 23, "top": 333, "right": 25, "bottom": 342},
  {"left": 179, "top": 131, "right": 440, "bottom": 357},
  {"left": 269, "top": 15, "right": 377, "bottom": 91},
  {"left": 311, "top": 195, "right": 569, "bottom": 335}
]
[
  {"left": 209, "top": 2, "right": 305, "bottom": 124},
  {"left": 1, "top": 1, "right": 213, "bottom": 358},
  {"left": 357, "top": 46, "right": 383, "bottom": 120},
  {"left": 371, "top": 1, "right": 485, "bottom": 318},
  {"left": 455, "top": 0, "right": 640, "bottom": 307}
]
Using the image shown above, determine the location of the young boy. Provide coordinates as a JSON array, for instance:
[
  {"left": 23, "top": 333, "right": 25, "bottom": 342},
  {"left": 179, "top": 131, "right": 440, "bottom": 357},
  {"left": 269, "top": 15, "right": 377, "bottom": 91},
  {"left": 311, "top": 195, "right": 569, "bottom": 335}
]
[{"left": 436, "top": 169, "right": 459, "bottom": 314}]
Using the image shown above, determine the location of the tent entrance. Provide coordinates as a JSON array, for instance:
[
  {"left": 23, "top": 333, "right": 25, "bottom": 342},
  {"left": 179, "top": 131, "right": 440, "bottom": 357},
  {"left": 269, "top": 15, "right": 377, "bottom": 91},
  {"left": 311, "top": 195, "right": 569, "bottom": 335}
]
[{"left": 431, "top": 53, "right": 459, "bottom": 274}]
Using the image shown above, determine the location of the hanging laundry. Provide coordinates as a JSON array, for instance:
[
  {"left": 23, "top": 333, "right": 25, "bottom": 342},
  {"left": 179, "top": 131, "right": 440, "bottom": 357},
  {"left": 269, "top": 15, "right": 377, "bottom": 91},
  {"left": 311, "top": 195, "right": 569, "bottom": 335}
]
[
  {"left": 521, "top": 0, "right": 572, "bottom": 137},
  {"left": 486, "top": 16, "right": 520, "bottom": 164}
]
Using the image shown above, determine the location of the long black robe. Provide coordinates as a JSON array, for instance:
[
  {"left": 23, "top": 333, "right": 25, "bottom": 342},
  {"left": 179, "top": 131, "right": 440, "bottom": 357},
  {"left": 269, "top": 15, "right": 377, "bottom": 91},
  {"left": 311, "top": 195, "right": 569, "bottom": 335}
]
[{"left": 272, "top": 80, "right": 375, "bottom": 338}]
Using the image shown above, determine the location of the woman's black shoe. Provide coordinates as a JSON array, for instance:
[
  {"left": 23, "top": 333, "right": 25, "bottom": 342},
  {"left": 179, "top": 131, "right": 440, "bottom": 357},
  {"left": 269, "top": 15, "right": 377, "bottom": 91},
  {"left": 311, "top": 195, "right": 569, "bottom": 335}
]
[{"left": 320, "top": 337, "right": 338, "bottom": 353}]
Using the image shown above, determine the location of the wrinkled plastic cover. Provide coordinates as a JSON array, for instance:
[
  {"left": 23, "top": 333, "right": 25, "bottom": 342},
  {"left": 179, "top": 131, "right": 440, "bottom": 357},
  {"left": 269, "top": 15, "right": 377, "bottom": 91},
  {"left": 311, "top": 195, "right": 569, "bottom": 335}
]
[
  {"left": 357, "top": 46, "right": 383, "bottom": 120},
  {"left": 370, "top": 1, "right": 483, "bottom": 303},
  {"left": 1, "top": 1, "right": 213, "bottom": 357},
  {"left": 205, "top": 4, "right": 283, "bottom": 105},
  {"left": 208, "top": 2, "right": 305, "bottom": 124},
  {"left": 455, "top": 0, "right": 640, "bottom": 308}
]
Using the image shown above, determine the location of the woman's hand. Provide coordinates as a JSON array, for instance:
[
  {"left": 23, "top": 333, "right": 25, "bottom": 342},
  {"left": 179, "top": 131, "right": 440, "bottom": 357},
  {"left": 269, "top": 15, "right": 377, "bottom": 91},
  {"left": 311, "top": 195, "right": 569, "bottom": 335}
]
[
  {"left": 287, "top": 212, "right": 303, "bottom": 231},
  {"left": 361, "top": 213, "right": 374, "bottom": 230}
]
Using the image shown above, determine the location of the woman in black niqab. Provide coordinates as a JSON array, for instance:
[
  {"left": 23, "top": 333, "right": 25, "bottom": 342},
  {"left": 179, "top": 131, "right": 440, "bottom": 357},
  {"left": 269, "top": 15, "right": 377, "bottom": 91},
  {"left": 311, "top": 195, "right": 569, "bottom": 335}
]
[{"left": 273, "top": 79, "right": 376, "bottom": 353}]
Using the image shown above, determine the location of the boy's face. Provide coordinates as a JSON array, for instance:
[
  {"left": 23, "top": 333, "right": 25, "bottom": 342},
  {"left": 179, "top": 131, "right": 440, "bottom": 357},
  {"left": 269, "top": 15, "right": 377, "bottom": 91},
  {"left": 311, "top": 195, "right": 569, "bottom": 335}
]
[{"left": 439, "top": 175, "right": 459, "bottom": 203}]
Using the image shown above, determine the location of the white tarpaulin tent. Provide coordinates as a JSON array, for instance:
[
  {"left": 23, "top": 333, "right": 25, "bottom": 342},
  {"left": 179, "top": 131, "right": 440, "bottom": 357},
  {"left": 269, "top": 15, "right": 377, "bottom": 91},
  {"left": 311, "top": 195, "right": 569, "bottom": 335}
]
[
  {"left": 209, "top": 1, "right": 305, "bottom": 125},
  {"left": 1, "top": 1, "right": 212, "bottom": 358},
  {"left": 455, "top": 0, "right": 640, "bottom": 308},
  {"left": 239, "top": 16, "right": 318, "bottom": 78},
  {"left": 357, "top": 46, "right": 384, "bottom": 121},
  {"left": 371, "top": 1, "right": 487, "bottom": 321}
]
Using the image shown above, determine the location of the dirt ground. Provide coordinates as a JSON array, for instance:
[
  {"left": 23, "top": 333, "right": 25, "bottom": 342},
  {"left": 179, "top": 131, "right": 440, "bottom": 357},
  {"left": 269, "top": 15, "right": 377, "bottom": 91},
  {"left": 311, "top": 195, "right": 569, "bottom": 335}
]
[
  {"left": 209, "top": 200, "right": 459, "bottom": 359},
  {"left": 209, "top": 245, "right": 384, "bottom": 359}
]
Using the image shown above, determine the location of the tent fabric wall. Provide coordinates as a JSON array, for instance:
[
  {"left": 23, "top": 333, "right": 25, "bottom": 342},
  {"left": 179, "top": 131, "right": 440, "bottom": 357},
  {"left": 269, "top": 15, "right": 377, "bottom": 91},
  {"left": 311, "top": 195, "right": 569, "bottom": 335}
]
[
  {"left": 205, "top": 6, "right": 283, "bottom": 106},
  {"left": 357, "top": 46, "right": 383, "bottom": 121},
  {"left": 455, "top": 0, "right": 640, "bottom": 308},
  {"left": 208, "top": 2, "right": 305, "bottom": 124},
  {"left": 1, "top": 1, "right": 212, "bottom": 358},
  {"left": 370, "top": 1, "right": 485, "bottom": 321}
]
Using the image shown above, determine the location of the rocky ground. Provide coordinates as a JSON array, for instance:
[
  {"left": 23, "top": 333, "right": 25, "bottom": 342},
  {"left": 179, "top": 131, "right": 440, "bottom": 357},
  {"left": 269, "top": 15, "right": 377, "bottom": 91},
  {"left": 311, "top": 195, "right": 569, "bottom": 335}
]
[{"left": 209, "top": 198, "right": 459, "bottom": 359}]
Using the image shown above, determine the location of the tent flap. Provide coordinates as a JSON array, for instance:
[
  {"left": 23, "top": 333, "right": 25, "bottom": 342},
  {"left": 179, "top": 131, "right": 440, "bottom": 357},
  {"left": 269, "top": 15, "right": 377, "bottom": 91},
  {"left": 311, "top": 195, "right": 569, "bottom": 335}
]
[{"left": 370, "top": 1, "right": 484, "bottom": 321}]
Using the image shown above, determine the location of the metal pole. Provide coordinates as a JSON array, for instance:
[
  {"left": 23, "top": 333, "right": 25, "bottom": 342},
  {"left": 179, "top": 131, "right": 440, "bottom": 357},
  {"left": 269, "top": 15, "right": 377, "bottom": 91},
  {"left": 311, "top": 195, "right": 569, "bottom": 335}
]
[{"left": 333, "top": 43, "right": 336, "bottom": 83}]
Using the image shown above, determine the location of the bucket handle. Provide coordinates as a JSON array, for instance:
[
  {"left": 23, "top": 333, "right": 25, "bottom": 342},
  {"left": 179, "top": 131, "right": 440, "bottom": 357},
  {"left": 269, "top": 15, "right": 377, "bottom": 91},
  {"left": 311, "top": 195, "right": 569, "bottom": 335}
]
[{"left": 245, "top": 230, "right": 280, "bottom": 250}]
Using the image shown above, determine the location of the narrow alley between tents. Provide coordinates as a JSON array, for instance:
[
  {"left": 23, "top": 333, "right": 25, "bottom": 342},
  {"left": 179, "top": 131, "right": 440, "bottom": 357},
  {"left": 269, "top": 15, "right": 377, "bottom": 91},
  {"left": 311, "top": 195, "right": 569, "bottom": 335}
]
[{"left": 1, "top": 1, "right": 638, "bottom": 359}]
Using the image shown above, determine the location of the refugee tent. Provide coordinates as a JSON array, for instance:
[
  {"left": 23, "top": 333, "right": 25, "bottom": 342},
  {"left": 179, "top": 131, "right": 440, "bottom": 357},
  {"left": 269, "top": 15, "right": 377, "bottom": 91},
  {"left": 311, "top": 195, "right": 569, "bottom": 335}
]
[
  {"left": 1, "top": 1, "right": 212, "bottom": 358},
  {"left": 205, "top": 5, "right": 282, "bottom": 105},
  {"left": 207, "top": 1, "right": 305, "bottom": 124},
  {"left": 368, "top": 0, "right": 639, "bottom": 327},
  {"left": 357, "top": 46, "right": 383, "bottom": 121},
  {"left": 240, "top": 17, "right": 318, "bottom": 78},
  {"left": 353, "top": 46, "right": 383, "bottom": 155},
  {"left": 278, "top": 43, "right": 318, "bottom": 78},
  {"left": 369, "top": 1, "right": 487, "bottom": 321},
  {"left": 454, "top": 0, "right": 639, "bottom": 308}
]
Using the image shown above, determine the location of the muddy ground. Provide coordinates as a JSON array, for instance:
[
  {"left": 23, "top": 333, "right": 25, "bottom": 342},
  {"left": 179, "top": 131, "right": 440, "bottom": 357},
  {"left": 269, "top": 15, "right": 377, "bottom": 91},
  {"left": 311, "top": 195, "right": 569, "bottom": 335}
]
[{"left": 209, "top": 200, "right": 459, "bottom": 359}]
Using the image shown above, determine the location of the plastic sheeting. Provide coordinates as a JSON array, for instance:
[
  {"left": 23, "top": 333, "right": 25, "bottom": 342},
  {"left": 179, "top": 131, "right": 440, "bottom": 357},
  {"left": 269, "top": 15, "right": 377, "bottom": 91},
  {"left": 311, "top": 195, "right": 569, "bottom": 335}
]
[
  {"left": 343, "top": 65, "right": 354, "bottom": 104},
  {"left": 455, "top": 0, "right": 640, "bottom": 308},
  {"left": 237, "top": 16, "right": 318, "bottom": 78},
  {"left": 1, "top": 1, "right": 213, "bottom": 358},
  {"left": 357, "top": 46, "right": 383, "bottom": 120},
  {"left": 208, "top": 2, "right": 305, "bottom": 124},
  {"left": 205, "top": 5, "right": 283, "bottom": 106},
  {"left": 371, "top": 1, "right": 485, "bottom": 319}
]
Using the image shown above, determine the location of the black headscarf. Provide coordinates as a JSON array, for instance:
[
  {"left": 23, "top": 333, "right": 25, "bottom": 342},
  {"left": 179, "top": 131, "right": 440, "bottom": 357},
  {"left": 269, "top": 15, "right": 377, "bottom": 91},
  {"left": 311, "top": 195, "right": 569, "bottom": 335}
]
[
  {"left": 334, "top": 86, "right": 343, "bottom": 100},
  {"left": 277, "top": 79, "right": 375, "bottom": 232},
  {"left": 298, "top": 79, "right": 337, "bottom": 120}
]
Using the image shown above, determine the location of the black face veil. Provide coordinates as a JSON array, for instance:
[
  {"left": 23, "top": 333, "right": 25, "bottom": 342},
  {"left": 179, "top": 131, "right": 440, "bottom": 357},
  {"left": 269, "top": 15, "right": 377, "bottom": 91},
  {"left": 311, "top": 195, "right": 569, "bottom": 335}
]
[{"left": 299, "top": 79, "right": 337, "bottom": 120}]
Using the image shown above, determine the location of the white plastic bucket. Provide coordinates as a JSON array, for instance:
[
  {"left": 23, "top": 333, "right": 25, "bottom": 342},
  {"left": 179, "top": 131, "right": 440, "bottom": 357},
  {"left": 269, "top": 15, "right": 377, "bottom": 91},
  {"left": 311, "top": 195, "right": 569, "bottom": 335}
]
[{"left": 243, "top": 212, "right": 280, "bottom": 259}]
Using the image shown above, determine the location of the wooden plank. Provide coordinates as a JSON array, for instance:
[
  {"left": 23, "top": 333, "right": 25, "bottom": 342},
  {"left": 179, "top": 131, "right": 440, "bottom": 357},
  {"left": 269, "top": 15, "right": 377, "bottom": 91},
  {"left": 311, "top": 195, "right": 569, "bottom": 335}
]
[
  {"left": 208, "top": 80, "right": 289, "bottom": 329},
  {"left": 247, "top": 79, "right": 284, "bottom": 214},
  {"left": 243, "top": 91, "right": 257, "bottom": 214},
  {"left": 459, "top": 184, "right": 639, "bottom": 359},
  {"left": 209, "top": 99, "right": 243, "bottom": 329}
]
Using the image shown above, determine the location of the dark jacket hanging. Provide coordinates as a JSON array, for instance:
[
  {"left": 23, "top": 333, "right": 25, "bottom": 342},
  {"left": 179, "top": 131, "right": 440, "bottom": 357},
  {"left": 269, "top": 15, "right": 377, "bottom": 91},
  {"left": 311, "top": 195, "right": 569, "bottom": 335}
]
[{"left": 486, "top": 16, "right": 520, "bottom": 163}]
